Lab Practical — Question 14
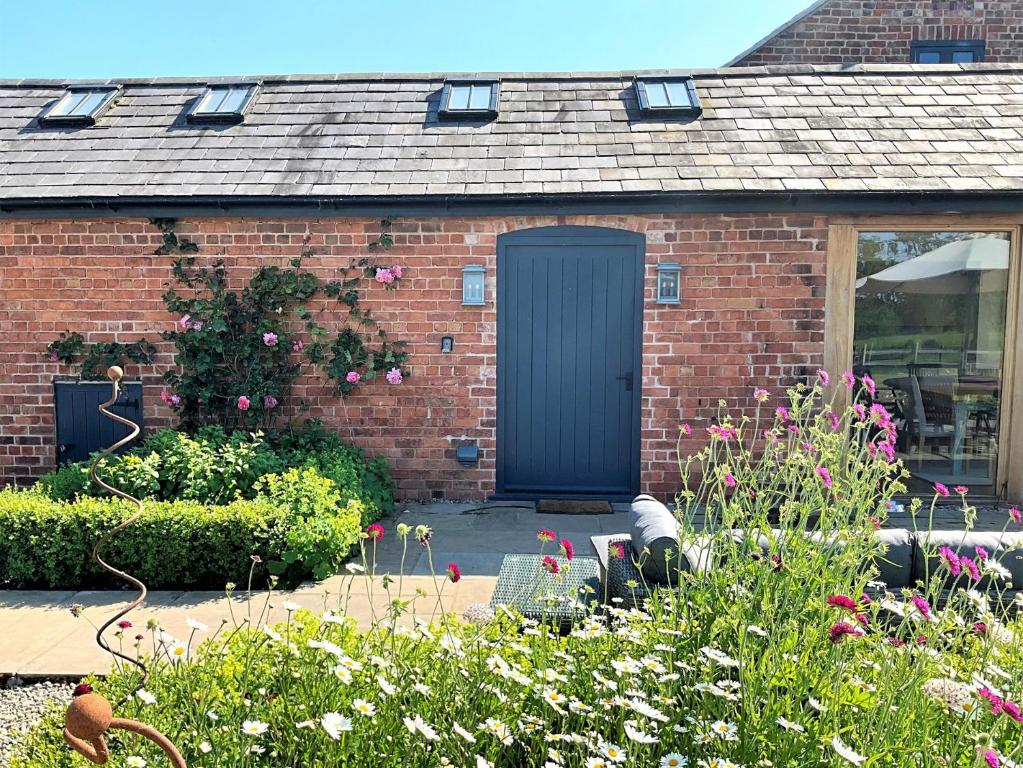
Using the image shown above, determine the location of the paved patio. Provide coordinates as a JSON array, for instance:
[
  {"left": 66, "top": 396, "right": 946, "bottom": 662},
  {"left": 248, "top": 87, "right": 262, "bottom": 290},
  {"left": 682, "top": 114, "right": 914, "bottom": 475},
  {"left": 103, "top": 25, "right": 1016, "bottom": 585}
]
[{"left": 0, "top": 499, "right": 1012, "bottom": 678}]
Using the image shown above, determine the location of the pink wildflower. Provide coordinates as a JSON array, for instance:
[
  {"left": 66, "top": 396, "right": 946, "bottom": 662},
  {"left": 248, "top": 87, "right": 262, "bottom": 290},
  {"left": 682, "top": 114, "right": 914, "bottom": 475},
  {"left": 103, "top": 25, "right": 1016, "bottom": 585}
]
[
  {"left": 48, "top": 351, "right": 59, "bottom": 362},
  {"left": 816, "top": 369, "right": 830, "bottom": 387},
  {"left": 954, "top": 485, "right": 969, "bottom": 495},
  {"left": 911, "top": 595, "right": 933, "bottom": 621},
  {"left": 262, "top": 395, "right": 278, "bottom": 409},
  {"left": 982, "top": 750, "right": 1000, "bottom": 768},
  {"left": 179, "top": 314, "right": 191, "bottom": 329},
  {"left": 237, "top": 395, "right": 250, "bottom": 411},
  {"left": 375, "top": 268, "right": 395, "bottom": 284},
  {"left": 827, "top": 412, "right": 841, "bottom": 431},
  {"left": 978, "top": 687, "right": 1004, "bottom": 714},
  {"left": 537, "top": 529, "right": 557, "bottom": 543},
  {"left": 365, "top": 523, "right": 385, "bottom": 541},
  {"left": 1002, "top": 700, "right": 1023, "bottom": 724},
  {"left": 392, "top": 265, "right": 403, "bottom": 279},
  {"left": 72, "top": 683, "right": 94, "bottom": 697},
  {"left": 262, "top": 332, "right": 278, "bottom": 347},
  {"left": 770, "top": 554, "right": 783, "bottom": 571},
  {"left": 708, "top": 424, "right": 737, "bottom": 441},
  {"left": 160, "top": 389, "right": 172, "bottom": 404},
  {"left": 346, "top": 371, "right": 361, "bottom": 384},
  {"left": 446, "top": 562, "right": 461, "bottom": 583},
  {"left": 974, "top": 546, "right": 989, "bottom": 561},
  {"left": 169, "top": 394, "right": 180, "bottom": 406},
  {"left": 934, "top": 482, "right": 950, "bottom": 497},
  {"left": 559, "top": 539, "right": 574, "bottom": 561},
  {"left": 609, "top": 542, "right": 625, "bottom": 560},
  {"left": 753, "top": 388, "right": 770, "bottom": 403},
  {"left": 828, "top": 622, "right": 863, "bottom": 643},
  {"left": 878, "top": 442, "right": 895, "bottom": 462},
  {"left": 852, "top": 403, "right": 866, "bottom": 421},
  {"left": 972, "top": 622, "right": 988, "bottom": 636},
  {"left": 680, "top": 423, "right": 692, "bottom": 436},
  {"left": 291, "top": 339, "right": 305, "bottom": 353},
  {"left": 885, "top": 636, "right": 906, "bottom": 647},
  {"left": 117, "top": 620, "right": 133, "bottom": 629},
  {"left": 775, "top": 406, "right": 789, "bottom": 422},
  {"left": 1009, "top": 506, "right": 1021, "bottom": 524},
  {"left": 816, "top": 466, "right": 833, "bottom": 489},
  {"left": 960, "top": 556, "right": 981, "bottom": 581},
  {"left": 385, "top": 368, "right": 403, "bottom": 385},
  {"left": 861, "top": 374, "right": 876, "bottom": 398},
  {"left": 938, "top": 546, "right": 961, "bottom": 576},
  {"left": 724, "top": 473, "right": 737, "bottom": 488},
  {"left": 840, "top": 370, "right": 855, "bottom": 390},
  {"left": 541, "top": 555, "right": 560, "bottom": 574},
  {"left": 826, "top": 594, "right": 858, "bottom": 612},
  {"left": 868, "top": 403, "right": 892, "bottom": 427}
]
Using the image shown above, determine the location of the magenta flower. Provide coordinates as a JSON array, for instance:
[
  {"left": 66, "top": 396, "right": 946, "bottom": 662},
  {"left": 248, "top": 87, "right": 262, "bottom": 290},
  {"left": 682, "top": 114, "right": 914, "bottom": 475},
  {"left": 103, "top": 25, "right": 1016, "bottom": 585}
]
[
  {"left": 1003, "top": 700, "right": 1023, "bottom": 724},
  {"left": 609, "top": 542, "right": 625, "bottom": 560},
  {"left": 974, "top": 546, "right": 989, "bottom": 561},
  {"left": 292, "top": 339, "right": 305, "bottom": 353},
  {"left": 48, "top": 351, "right": 59, "bottom": 362},
  {"left": 680, "top": 423, "right": 692, "bottom": 436},
  {"left": 826, "top": 594, "right": 858, "bottom": 612},
  {"left": 365, "top": 523, "right": 385, "bottom": 541},
  {"left": 190, "top": 320, "right": 203, "bottom": 331},
  {"left": 724, "top": 472, "right": 737, "bottom": 488},
  {"left": 960, "top": 556, "right": 981, "bottom": 581},
  {"left": 1011, "top": 506, "right": 1022, "bottom": 524},
  {"left": 827, "top": 412, "right": 841, "bottom": 431},
  {"left": 978, "top": 687, "right": 1004, "bottom": 714},
  {"left": 375, "top": 268, "right": 395, "bottom": 284},
  {"left": 852, "top": 403, "right": 866, "bottom": 421},
  {"left": 816, "top": 466, "right": 833, "bottom": 489},
  {"left": 982, "top": 750, "right": 1000, "bottom": 768},
  {"left": 392, "top": 265, "right": 403, "bottom": 279},
  {"left": 816, "top": 369, "right": 830, "bottom": 387},
  {"left": 160, "top": 389, "right": 172, "bottom": 404},
  {"left": 860, "top": 375, "right": 876, "bottom": 398},
  {"left": 828, "top": 622, "right": 863, "bottom": 643},
  {"left": 868, "top": 403, "right": 892, "bottom": 427},
  {"left": 541, "top": 555, "right": 560, "bottom": 575},
  {"left": 953, "top": 484, "right": 969, "bottom": 495},
  {"left": 237, "top": 395, "right": 250, "bottom": 411},
  {"left": 708, "top": 424, "right": 737, "bottom": 441},
  {"left": 169, "top": 394, "right": 181, "bottom": 406},
  {"left": 559, "top": 538, "right": 574, "bottom": 561},
  {"left": 262, "top": 332, "right": 279, "bottom": 347},
  {"left": 446, "top": 562, "right": 461, "bottom": 583},
  {"left": 973, "top": 621, "right": 988, "bottom": 636},
  {"left": 938, "top": 546, "right": 961, "bottom": 576},
  {"left": 346, "top": 371, "right": 361, "bottom": 384},
  {"left": 840, "top": 371, "right": 855, "bottom": 390},
  {"left": 775, "top": 406, "right": 789, "bottom": 422},
  {"left": 385, "top": 368, "right": 403, "bottom": 385},
  {"left": 537, "top": 529, "right": 557, "bottom": 543},
  {"left": 753, "top": 388, "right": 769, "bottom": 403},
  {"left": 911, "top": 595, "right": 933, "bottom": 621},
  {"left": 117, "top": 620, "right": 133, "bottom": 629},
  {"left": 934, "top": 482, "right": 950, "bottom": 497},
  {"left": 262, "top": 395, "right": 278, "bottom": 409},
  {"left": 878, "top": 442, "right": 895, "bottom": 462},
  {"left": 179, "top": 314, "right": 192, "bottom": 329}
]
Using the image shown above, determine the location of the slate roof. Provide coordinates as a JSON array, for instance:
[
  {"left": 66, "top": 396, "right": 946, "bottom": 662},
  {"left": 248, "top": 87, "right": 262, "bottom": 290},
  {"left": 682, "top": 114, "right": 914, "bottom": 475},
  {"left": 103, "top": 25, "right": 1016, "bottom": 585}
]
[{"left": 1, "top": 64, "right": 1022, "bottom": 202}]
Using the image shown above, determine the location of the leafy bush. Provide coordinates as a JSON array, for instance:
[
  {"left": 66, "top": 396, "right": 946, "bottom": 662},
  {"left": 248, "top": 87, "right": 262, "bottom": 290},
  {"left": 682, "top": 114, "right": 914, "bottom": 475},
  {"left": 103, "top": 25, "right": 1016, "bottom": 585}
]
[
  {"left": 13, "top": 375, "right": 1023, "bottom": 767},
  {"left": 255, "top": 467, "right": 364, "bottom": 581},
  {"left": 0, "top": 490, "right": 288, "bottom": 589}
]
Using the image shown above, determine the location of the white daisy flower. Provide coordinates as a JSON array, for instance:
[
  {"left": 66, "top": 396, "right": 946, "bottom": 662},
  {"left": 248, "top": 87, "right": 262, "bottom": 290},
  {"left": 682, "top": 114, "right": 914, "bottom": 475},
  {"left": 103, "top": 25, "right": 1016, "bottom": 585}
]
[
  {"left": 710, "top": 720, "right": 738, "bottom": 740},
  {"left": 167, "top": 641, "right": 188, "bottom": 663},
  {"left": 282, "top": 601, "right": 301, "bottom": 612},
  {"left": 602, "top": 742, "right": 626, "bottom": 762},
  {"left": 198, "top": 741, "right": 212, "bottom": 754},
  {"left": 832, "top": 735, "right": 866, "bottom": 765},
  {"left": 126, "top": 757, "right": 146, "bottom": 768},
  {"left": 746, "top": 624, "right": 768, "bottom": 637},
  {"left": 377, "top": 675, "right": 395, "bottom": 695},
  {"left": 661, "top": 754, "right": 689, "bottom": 768},
  {"left": 345, "top": 562, "right": 366, "bottom": 573},
  {"left": 331, "top": 664, "right": 353, "bottom": 684},
  {"left": 352, "top": 698, "right": 376, "bottom": 717},
  {"left": 403, "top": 714, "right": 439, "bottom": 741},
  {"left": 624, "top": 721, "right": 658, "bottom": 744},
  {"left": 136, "top": 689, "right": 156, "bottom": 705},
  {"left": 320, "top": 712, "right": 352, "bottom": 740},
  {"left": 776, "top": 716, "right": 805, "bottom": 732},
  {"left": 585, "top": 758, "right": 609, "bottom": 768},
  {"left": 453, "top": 721, "right": 476, "bottom": 743},
  {"left": 240, "top": 720, "right": 268, "bottom": 737},
  {"left": 482, "top": 717, "right": 514, "bottom": 746}
]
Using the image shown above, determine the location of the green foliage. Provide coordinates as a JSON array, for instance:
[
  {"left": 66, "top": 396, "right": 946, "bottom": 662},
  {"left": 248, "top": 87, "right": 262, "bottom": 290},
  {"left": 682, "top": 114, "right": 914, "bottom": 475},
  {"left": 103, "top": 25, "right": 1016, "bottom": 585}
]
[
  {"left": 45, "top": 331, "right": 156, "bottom": 380},
  {"left": 0, "top": 489, "right": 288, "bottom": 589},
  {"left": 158, "top": 218, "right": 409, "bottom": 431},
  {"left": 255, "top": 467, "right": 364, "bottom": 582}
]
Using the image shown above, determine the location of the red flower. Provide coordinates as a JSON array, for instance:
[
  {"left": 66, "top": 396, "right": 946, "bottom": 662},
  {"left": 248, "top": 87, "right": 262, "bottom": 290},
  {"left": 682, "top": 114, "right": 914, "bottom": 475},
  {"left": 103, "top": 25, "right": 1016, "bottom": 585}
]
[
  {"left": 770, "top": 554, "right": 783, "bottom": 571},
  {"left": 365, "top": 523, "right": 385, "bottom": 542},
  {"left": 609, "top": 542, "right": 625, "bottom": 560},
  {"left": 972, "top": 622, "right": 988, "bottom": 636},
  {"left": 954, "top": 485, "right": 969, "bottom": 495},
  {"left": 911, "top": 595, "right": 933, "bottom": 621},
  {"left": 934, "top": 482, "right": 950, "bottom": 497},
  {"left": 828, "top": 622, "right": 863, "bottom": 643},
  {"left": 885, "top": 636, "right": 906, "bottom": 648},
  {"left": 72, "top": 683, "right": 93, "bottom": 697},
  {"left": 541, "top": 555, "right": 560, "bottom": 574},
  {"left": 559, "top": 539, "right": 574, "bottom": 561},
  {"left": 116, "top": 620, "right": 133, "bottom": 629},
  {"left": 1009, "top": 506, "right": 1021, "bottom": 524},
  {"left": 537, "top": 529, "right": 557, "bottom": 543},
  {"left": 446, "top": 562, "right": 461, "bottom": 583},
  {"left": 826, "top": 594, "right": 858, "bottom": 612}
]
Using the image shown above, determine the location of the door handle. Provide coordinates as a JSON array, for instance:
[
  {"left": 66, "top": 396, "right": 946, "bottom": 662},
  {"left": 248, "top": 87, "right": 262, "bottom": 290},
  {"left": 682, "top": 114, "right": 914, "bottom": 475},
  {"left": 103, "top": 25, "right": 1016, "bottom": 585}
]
[{"left": 616, "top": 372, "right": 634, "bottom": 392}]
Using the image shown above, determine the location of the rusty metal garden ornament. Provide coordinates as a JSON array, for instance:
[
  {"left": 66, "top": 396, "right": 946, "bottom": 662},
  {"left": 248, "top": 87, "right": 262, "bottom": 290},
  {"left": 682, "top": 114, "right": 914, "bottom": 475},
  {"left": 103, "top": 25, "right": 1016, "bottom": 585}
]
[{"left": 62, "top": 366, "right": 187, "bottom": 767}]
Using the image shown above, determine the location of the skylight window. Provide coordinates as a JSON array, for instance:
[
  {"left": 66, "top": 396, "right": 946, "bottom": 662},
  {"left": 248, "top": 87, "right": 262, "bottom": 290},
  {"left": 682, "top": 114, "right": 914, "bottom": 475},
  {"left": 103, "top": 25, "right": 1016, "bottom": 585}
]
[
  {"left": 188, "top": 83, "right": 258, "bottom": 123},
  {"left": 39, "top": 86, "right": 119, "bottom": 126},
  {"left": 439, "top": 80, "right": 499, "bottom": 118},
  {"left": 634, "top": 77, "right": 701, "bottom": 117}
]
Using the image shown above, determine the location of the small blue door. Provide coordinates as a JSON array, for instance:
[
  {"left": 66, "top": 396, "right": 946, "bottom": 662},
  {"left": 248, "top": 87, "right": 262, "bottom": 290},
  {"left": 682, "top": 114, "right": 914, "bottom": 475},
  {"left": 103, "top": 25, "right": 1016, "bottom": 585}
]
[
  {"left": 496, "top": 226, "right": 644, "bottom": 497},
  {"left": 54, "top": 380, "right": 143, "bottom": 464}
]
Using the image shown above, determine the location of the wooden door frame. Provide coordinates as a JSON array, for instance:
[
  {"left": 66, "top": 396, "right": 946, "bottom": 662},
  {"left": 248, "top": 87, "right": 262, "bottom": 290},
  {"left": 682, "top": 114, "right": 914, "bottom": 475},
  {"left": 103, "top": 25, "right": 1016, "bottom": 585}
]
[{"left": 824, "top": 214, "right": 1023, "bottom": 500}]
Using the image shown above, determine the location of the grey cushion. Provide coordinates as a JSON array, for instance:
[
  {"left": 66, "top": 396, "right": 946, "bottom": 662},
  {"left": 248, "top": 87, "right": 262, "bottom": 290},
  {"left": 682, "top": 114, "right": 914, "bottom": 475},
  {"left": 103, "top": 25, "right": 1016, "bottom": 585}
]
[
  {"left": 629, "top": 495, "right": 680, "bottom": 584},
  {"left": 916, "top": 531, "right": 1023, "bottom": 590}
]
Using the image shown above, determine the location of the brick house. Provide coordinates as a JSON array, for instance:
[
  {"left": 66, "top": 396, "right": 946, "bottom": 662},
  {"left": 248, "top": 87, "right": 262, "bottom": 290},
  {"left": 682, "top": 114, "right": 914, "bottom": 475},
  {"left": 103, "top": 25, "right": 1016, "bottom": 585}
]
[
  {"left": 727, "top": 0, "right": 1023, "bottom": 66},
  {"left": 1, "top": 69, "right": 1022, "bottom": 501}
]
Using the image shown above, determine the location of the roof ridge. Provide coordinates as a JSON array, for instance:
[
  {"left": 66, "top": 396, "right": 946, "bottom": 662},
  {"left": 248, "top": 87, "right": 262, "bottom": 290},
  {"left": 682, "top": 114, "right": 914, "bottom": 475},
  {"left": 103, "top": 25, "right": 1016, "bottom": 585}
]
[{"left": 2, "top": 62, "right": 1022, "bottom": 88}]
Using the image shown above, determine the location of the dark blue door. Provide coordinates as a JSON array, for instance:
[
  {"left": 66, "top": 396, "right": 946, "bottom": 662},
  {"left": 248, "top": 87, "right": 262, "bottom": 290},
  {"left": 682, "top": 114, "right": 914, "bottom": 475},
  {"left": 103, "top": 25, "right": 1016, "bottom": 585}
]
[
  {"left": 496, "top": 227, "right": 644, "bottom": 497},
  {"left": 54, "top": 380, "right": 143, "bottom": 464}
]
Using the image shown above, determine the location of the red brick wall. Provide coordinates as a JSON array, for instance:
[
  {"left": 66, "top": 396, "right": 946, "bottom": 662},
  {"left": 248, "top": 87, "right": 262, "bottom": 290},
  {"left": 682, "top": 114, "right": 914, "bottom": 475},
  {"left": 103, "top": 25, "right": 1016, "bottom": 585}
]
[
  {"left": 733, "top": 0, "right": 1023, "bottom": 66},
  {"left": 0, "top": 214, "right": 827, "bottom": 500}
]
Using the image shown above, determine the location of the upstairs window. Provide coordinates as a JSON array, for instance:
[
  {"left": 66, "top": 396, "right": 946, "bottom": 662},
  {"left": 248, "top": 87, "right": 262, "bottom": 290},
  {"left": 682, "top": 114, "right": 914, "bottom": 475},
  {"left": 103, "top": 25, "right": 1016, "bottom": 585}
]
[
  {"left": 40, "top": 86, "right": 119, "bottom": 126},
  {"left": 439, "top": 80, "right": 499, "bottom": 119},
  {"left": 911, "top": 40, "right": 986, "bottom": 63},
  {"left": 189, "top": 83, "right": 258, "bottom": 123},
  {"left": 634, "top": 77, "right": 701, "bottom": 117}
]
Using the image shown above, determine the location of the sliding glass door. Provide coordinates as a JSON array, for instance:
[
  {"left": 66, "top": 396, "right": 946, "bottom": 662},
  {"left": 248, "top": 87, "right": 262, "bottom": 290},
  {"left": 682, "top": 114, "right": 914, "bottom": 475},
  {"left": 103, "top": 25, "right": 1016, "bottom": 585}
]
[{"left": 853, "top": 231, "right": 1010, "bottom": 493}]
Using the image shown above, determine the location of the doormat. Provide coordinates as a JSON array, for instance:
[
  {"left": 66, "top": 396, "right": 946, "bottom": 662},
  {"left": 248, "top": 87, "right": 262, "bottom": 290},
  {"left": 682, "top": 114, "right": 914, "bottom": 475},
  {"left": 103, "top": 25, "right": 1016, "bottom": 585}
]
[{"left": 537, "top": 499, "right": 614, "bottom": 515}]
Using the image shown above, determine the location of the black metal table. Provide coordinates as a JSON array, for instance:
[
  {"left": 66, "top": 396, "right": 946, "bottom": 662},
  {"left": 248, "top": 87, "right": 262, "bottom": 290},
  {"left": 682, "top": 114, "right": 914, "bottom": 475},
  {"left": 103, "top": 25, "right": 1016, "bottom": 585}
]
[{"left": 489, "top": 554, "right": 600, "bottom": 625}]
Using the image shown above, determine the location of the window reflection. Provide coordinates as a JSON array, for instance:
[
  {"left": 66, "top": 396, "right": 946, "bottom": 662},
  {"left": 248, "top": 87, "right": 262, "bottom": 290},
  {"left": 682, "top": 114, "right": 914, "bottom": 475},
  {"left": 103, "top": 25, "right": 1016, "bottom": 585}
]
[{"left": 854, "top": 231, "right": 1009, "bottom": 491}]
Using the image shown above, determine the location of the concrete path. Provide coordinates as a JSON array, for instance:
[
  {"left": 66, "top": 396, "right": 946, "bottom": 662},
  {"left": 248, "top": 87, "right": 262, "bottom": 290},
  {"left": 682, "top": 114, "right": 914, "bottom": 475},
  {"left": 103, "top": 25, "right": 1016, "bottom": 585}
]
[{"left": 0, "top": 502, "right": 623, "bottom": 677}]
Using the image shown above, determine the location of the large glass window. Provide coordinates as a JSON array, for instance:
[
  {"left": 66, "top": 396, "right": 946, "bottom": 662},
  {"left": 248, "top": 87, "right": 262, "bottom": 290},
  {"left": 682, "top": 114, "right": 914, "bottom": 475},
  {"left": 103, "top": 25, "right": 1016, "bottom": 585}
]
[{"left": 854, "top": 231, "right": 1009, "bottom": 492}]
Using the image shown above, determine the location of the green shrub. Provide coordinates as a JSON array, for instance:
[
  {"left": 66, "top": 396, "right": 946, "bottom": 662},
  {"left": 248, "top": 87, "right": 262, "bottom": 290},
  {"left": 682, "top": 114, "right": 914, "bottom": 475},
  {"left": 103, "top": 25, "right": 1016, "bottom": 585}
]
[
  {"left": 0, "top": 489, "right": 288, "bottom": 590},
  {"left": 255, "top": 467, "right": 364, "bottom": 582}
]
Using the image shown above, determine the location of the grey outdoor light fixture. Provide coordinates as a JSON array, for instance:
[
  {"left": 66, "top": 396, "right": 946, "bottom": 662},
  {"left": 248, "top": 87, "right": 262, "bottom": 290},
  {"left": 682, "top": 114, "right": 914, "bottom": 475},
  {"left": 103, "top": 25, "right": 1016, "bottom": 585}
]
[
  {"left": 657, "top": 263, "right": 681, "bottom": 304},
  {"left": 462, "top": 264, "right": 486, "bottom": 306}
]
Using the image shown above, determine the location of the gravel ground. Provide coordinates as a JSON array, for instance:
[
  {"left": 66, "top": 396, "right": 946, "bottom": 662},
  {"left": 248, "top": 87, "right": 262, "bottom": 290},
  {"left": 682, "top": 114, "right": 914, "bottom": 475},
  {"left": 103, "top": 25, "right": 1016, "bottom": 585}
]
[{"left": 0, "top": 680, "right": 73, "bottom": 764}]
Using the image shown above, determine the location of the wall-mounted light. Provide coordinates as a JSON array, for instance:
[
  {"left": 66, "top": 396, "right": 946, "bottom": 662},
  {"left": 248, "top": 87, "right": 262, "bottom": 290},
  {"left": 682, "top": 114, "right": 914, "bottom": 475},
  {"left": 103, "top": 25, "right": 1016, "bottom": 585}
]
[
  {"left": 440, "top": 336, "right": 454, "bottom": 353},
  {"left": 462, "top": 264, "right": 486, "bottom": 306},
  {"left": 456, "top": 442, "right": 479, "bottom": 466},
  {"left": 656, "top": 262, "right": 681, "bottom": 304}
]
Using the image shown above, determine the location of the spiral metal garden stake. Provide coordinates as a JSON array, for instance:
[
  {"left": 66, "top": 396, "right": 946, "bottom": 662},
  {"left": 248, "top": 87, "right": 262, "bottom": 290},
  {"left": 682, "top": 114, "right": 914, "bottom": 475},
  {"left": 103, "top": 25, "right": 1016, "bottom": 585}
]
[{"left": 62, "top": 366, "right": 187, "bottom": 767}]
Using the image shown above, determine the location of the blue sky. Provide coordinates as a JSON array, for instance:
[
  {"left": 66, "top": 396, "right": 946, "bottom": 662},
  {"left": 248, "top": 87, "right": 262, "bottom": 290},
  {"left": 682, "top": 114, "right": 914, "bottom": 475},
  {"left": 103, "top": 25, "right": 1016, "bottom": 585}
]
[{"left": 0, "top": 0, "right": 811, "bottom": 79}]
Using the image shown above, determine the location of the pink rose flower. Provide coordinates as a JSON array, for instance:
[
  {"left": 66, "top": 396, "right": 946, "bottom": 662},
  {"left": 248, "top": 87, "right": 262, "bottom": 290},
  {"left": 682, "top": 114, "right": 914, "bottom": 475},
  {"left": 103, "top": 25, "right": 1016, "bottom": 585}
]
[
  {"left": 346, "top": 371, "right": 361, "bottom": 384},
  {"left": 262, "top": 395, "right": 278, "bottom": 409},
  {"left": 237, "top": 395, "right": 250, "bottom": 411},
  {"left": 385, "top": 368, "right": 403, "bottom": 385},
  {"left": 262, "top": 332, "right": 278, "bottom": 347},
  {"left": 292, "top": 339, "right": 305, "bottom": 353},
  {"left": 392, "top": 265, "right": 403, "bottom": 278},
  {"left": 375, "top": 268, "right": 395, "bottom": 284}
]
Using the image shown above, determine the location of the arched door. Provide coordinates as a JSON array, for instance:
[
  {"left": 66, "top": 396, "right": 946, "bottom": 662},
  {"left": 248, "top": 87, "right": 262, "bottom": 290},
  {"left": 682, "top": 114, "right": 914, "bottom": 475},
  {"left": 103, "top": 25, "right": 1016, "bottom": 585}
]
[{"left": 496, "top": 226, "right": 644, "bottom": 498}]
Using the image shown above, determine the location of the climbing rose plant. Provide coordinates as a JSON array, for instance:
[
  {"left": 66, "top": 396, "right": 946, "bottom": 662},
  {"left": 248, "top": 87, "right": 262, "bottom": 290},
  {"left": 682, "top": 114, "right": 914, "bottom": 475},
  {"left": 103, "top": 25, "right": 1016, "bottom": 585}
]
[{"left": 160, "top": 220, "right": 410, "bottom": 431}]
